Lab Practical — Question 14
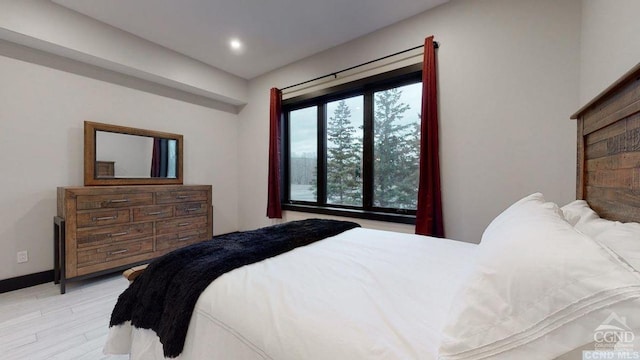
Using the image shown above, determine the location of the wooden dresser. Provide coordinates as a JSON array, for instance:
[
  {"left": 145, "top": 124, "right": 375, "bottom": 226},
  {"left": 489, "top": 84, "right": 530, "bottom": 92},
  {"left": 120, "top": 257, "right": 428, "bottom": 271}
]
[
  {"left": 55, "top": 185, "right": 212, "bottom": 293},
  {"left": 95, "top": 161, "right": 115, "bottom": 177}
]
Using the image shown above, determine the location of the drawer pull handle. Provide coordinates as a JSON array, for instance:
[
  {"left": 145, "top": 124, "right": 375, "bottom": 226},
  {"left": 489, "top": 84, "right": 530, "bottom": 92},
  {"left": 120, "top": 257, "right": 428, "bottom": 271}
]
[
  {"left": 178, "top": 236, "right": 192, "bottom": 242},
  {"left": 146, "top": 211, "right": 165, "bottom": 216},
  {"left": 178, "top": 222, "right": 191, "bottom": 227},
  {"left": 109, "top": 199, "right": 130, "bottom": 203},
  {"left": 109, "top": 231, "right": 129, "bottom": 237},
  {"left": 176, "top": 195, "right": 190, "bottom": 199},
  {"left": 108, "top": 249, "right": 128, "bottom": 256},
  {"left": 93, "top": 216, "right": 117, "bottom": 221},
  {"left": 185, "top": 208, "right": 200, "bottom": 212}
]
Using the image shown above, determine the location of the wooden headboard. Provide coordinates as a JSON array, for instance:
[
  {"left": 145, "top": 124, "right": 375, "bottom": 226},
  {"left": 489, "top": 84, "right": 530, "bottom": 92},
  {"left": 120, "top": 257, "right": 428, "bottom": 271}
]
[{"left": 571, "top": 63, "right": 640, "bottom": 223}]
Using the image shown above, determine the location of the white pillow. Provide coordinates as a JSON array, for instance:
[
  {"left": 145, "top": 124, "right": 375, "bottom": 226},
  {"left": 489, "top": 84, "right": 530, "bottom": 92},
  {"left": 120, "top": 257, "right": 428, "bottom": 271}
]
[
  {"left": 595, "top": 223, "right": 640, "bottom": 272},
  {"left": 438, "top": 193, "right": 640, "bottom": 360},
  {"left": 561, "top": 200, "right": 640, "bottom": 272},
  {"left": 561, "top": 200, "right": 618, "bottom": 237}
]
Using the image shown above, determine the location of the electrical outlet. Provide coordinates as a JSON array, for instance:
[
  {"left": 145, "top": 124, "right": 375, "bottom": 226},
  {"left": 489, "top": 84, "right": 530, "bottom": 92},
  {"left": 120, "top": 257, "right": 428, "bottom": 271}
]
[{"left": 17, "top": 250, "right": 28, "bottom": 263}]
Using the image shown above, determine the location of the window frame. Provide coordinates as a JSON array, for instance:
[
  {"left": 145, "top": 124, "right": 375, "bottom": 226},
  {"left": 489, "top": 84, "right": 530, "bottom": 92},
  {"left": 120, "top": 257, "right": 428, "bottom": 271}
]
[{"left": 281, "top": 64, "right": 423, "bottom": 224}]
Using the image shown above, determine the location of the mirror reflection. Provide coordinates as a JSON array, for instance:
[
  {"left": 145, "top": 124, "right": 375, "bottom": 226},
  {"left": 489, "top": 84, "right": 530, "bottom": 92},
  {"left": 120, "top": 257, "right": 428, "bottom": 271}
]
[{"left": 95, "top": 131, "right": 178, "bottom": 178}]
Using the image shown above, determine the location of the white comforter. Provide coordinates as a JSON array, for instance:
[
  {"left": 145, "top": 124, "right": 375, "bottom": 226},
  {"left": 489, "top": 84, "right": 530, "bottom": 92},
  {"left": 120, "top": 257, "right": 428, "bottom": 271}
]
[{"left": 105, "top": 227, "right": 477, "bottom": 360}]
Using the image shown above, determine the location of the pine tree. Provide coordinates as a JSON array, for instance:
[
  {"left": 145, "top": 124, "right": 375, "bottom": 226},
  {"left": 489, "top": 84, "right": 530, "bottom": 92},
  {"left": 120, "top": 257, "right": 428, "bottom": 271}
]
[
  {"left": 326, "top": 100, "right": 362, "bottom": 205},
  {"left": 373, "top": 88, "right": 419, "bottom": 209},
  {"left": 394, "top": 119, "right": 420, "bottom": 208}
]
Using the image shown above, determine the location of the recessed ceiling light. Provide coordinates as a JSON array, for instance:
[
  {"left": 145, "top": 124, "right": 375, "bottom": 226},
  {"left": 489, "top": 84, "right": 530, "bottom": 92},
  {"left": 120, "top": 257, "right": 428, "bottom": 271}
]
[{"left": 229, "top": 39, "right": 243, "bottom": 51}]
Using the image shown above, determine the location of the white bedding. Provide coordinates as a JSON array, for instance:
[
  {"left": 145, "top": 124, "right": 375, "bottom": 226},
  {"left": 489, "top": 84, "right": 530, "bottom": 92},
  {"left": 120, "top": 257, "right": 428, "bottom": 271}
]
[{"left": 105, "top": 227, "right": 478, "bottom": 360}]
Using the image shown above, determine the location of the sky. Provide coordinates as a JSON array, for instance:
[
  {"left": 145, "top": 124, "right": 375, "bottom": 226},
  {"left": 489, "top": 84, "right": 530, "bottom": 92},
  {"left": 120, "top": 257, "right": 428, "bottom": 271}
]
[{"left": 289, "top": 82, "right": 422, "bottom": 158}]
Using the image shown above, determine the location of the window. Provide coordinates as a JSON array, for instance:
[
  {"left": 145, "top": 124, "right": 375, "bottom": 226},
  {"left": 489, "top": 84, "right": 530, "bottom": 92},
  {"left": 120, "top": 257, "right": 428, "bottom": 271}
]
[
  {"left": 289, "top": 106, "right": 317, "bottom": 202},
  {"left": 326, "top": 95, "right": 363, "bottom": 207},
  {"left": 282, "top": 65, "right": 422, "bottom": 224}
]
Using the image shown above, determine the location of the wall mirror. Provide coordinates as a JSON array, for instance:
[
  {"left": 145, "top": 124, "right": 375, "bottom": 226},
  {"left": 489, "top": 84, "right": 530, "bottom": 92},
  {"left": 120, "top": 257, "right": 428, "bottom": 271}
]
[{"left": 84, "top": 121, "right": 183, "bottom": 185}]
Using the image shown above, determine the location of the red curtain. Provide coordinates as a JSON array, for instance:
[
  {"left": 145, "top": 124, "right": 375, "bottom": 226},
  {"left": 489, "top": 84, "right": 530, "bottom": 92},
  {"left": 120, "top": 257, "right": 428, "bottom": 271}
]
[
  {"left": 267, "top": 88, "right": 283, "bottom": 218},
  {"left": 150, "top": 138, "right": 161, "bottom": 177},
  {"left": 415, "top": 36, "right": 444, "bottom": 237}
]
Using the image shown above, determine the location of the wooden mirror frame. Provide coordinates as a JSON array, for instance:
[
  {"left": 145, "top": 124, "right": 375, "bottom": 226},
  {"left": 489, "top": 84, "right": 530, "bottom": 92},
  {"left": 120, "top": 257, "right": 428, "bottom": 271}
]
[{"left": 84, "top": 121, "right": 184, "bottom": 186}]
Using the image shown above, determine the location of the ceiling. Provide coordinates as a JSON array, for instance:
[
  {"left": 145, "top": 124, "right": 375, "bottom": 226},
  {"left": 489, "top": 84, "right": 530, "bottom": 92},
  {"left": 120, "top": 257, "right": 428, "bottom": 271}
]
[{"left": 52, "top": 0, "right": 447, "bottom": 80}]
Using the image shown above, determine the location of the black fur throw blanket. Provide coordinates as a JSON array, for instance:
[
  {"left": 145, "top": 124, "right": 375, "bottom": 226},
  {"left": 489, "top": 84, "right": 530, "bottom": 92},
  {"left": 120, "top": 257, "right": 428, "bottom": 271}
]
[{"left": 109, "top": 219, "right": 360, "bottom": 358}]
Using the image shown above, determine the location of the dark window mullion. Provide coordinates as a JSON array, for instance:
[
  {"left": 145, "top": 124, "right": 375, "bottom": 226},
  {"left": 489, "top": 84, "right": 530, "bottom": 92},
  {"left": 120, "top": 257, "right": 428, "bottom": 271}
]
[
  {"left": 317, "top": 104, "right": 327, "bottom": 205},
  {"left": 362, "top": 91, "right": 374, "bottom": 211},
  {"left": 283, "top": 111, "right": 291, "bottom": 203}
]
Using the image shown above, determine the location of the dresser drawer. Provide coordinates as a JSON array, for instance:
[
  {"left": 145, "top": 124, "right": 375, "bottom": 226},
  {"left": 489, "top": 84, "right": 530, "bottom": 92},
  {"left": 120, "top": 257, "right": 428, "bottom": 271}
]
[
  {"left": 77, "top": 238, "right": 153, "bottom": 267},
  {"left": 76, "top": 223, "right": 153, "bottom": 248},
  {"left": 156, "top": 229, "right": 209, "bottom": 251},
  {"left": 76, "top": 193, "right": 153, "bottom": 210},
  {"left": 156, "top": 190, "right": 208, "bottom": 204},
  {"left": 77, "top": 209, "right": 131, "bottom": 228},
  {"left": 133, "top": 205, "right": 174, "bottom": 222},
  {"left": 156, "top": 215, "right": 208, "bottom": 235},
  {"left": 174, "top": 202, "right": 208, "bottom": 217}
]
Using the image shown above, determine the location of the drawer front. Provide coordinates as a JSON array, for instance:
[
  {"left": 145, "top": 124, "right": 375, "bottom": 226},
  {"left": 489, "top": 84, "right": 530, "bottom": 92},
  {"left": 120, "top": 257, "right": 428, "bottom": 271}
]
[
  {"left": 77, "top": 209, "right": 131, "bottom": 228},
  {"left": 174, "top": 202, "right": 208, "bottom": 217},
  {"left": 133, "top": 205, "right": 174, "bottom": 222},
  {"left": 156, "top": 215, "right": 208, "bottom": 235},
  {"left": 156, "top": 229, "right": 209, "bottom": 251},
  {"left": 76, "top": 223, "right": 153, "bottom": 248},
  {"left": 77, "top": 193, "right": 153, "bottom": 210},
  {"left": 156, "top": 190, "right": 207, "bottom": 204},
  {"left": 77, "top": 238, "right": 153, "bottom": 267}
]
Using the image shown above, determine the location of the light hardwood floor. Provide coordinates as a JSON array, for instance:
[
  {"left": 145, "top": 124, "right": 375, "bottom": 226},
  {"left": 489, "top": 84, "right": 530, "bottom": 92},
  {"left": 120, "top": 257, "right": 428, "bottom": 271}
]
[{"left": 0, "top": 273, "right": 130, "bottom": 359}]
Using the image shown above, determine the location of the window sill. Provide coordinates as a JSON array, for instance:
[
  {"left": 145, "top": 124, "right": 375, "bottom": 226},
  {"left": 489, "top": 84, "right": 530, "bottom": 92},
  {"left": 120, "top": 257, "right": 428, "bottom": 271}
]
[{"left": 282, "top": 203, "right": 416, "bottom": 225}]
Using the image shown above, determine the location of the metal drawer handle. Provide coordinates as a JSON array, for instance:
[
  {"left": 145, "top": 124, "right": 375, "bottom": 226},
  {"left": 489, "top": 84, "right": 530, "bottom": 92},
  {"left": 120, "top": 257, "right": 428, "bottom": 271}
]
[
  {"left": 185, "top": 208, "right": 200, "bottom": 212},
  {"left": 146, "top": 211, "right": 166, "bottom": 216},
  {"left": 178, "top": 222, "right": 191, "bottom": 227},
  {"left": 109, "top": 199, "right": 130, "bottom": 203},
  {"left": 108, "top": 231, "right": 129, "bottom": 237},
  {"left": 108, "top": 249, "right": 128, "bottom": 256},
  {"left": 93, "top": 216, "right": 117, "bottom": 221},
  {"left": 178, "top": 236, "right": 192, "bottom": 242},
  {"left": 176, "top": 195, "right": 190, "bottom": 199}
]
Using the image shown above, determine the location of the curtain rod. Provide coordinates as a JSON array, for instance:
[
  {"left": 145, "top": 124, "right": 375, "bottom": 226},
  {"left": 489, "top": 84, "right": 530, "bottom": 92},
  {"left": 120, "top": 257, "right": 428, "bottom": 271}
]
[{"left": 280, "top": 41, "right": 438, "bottom": 91}]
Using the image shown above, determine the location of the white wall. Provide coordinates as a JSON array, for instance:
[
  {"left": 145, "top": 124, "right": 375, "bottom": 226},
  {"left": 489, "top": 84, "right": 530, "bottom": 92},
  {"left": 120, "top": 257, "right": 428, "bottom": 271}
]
[
  {"left": 238, "top": 0, "right": 581, "bottom": 243},
  {"left": 0, "top": 0, "right": 248, "bottom": 107},
  {"left": 0, "top": 48, "right": 239, "bottom": 280},
  {"left": 580, "top": 0, "right": 640, "bottom": 105}
]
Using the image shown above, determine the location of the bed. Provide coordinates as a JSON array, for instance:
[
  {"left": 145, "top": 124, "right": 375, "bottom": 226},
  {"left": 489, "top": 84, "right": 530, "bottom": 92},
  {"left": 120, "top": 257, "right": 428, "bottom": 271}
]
[{"left": 105, "top": 63, "right": 640, "bottom": 360}]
